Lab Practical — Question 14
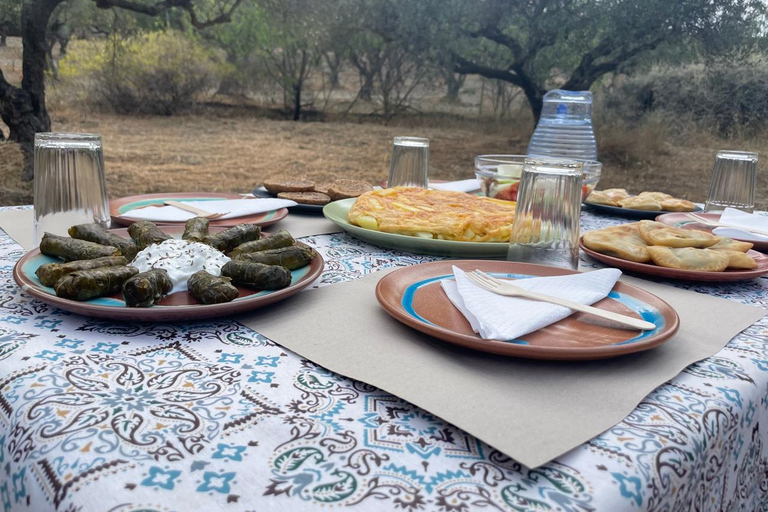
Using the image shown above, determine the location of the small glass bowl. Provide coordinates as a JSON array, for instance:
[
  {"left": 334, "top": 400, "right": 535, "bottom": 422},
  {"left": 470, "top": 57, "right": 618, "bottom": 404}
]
[{"left": 475, "top": 155, "right": 601, "bottom": 202}]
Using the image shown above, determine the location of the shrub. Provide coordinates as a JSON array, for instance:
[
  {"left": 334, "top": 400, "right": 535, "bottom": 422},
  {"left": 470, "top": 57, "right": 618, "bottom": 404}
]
[
  {"left": 60, "top": 31, "right": 226, "bottom": 115},
  {"left": 603, "top": 58, "right": 768, "bottom": 137}
]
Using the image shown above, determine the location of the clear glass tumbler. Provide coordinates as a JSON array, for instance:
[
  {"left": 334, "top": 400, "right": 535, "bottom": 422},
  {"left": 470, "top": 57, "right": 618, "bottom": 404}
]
[
  {"left": 506, "top": 158, "right": 583, "bottom": 270},
  {"left": 33, "top": 133, "right": 110, "bottom": 246},
  {"left": 387, "top": 136, "right": 429, "bottom": 188},
  {"left": 704, "top": 150, "right": 758, "bottom": 213}
]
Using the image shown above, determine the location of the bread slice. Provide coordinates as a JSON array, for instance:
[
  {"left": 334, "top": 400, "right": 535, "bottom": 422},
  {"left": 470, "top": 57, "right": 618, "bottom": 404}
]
[
  {"left": 263, "top": 178, "right": 315, "bottom": 194},
  {"left": 326, "top": 179, "right": 373, "bottom": 200},
  {"left": 277, "top": 191, "right": 331, "bottom": 205}
]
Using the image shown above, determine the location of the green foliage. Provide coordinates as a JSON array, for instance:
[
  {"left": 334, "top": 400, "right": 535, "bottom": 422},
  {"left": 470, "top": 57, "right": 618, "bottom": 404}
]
[
  {"left": 435, "top": 0, "right": 767, "bottom": 120},
  {"left": 605, "top": 58, "right": 768, "bottom": 137},
  {"left": 206, "top": 2, "right": 269, "bottom": 93},
  {"left": 0, "top": 0, "right": 23, "bottom": 35},
  {"left": 59, "top": 30, "right": 226, "bottom": 114}
]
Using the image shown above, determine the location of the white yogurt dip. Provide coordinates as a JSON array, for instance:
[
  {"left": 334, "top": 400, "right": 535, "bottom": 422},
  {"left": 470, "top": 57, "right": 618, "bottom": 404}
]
[{"left": 132, "top": 239, "right": 230, "bottom": 294}]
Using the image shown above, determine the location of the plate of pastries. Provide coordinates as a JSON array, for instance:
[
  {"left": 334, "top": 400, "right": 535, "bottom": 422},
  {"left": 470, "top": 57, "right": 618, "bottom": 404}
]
[
  {"left": 13, "top": 219, "right": 324, "bottom": 321},
  {"left": 253, "top": 178, "right": 374, "bottom": 213},
  {"left": 580, "top": 220, "right": 768, "bottom": 281},
  {"left": 323, "top": 187, "right": 517, "bottom": 258},
  {"left": 585, "top": 189, "right": 703, "bottom": 219}
]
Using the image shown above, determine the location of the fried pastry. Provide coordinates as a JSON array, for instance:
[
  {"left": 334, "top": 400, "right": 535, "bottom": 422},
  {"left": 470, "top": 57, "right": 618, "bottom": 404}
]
[
  {"left": 637, "top": 220, "right": 721, "bottom": 248},
  {"left": 639, "top": 191, "right": 674, "bottom": 201},
  {"left": 708, "top": 248, "right": 758, "bottom": 269},
  {"left": 603, "top": 188, "right": 630, "bottom": 200},
  {"left": 659, "top": 198, "right": 696, "bottom": 212},
  {"left": 348, "top": 187, "right": 516, "bottom": 242},
  {"left": 646, "top": 246, "right": 730, "bottom": 272},
  {"left": 711, "top": 237, "right": 753, "bottom": 252},
  {"left": 618, "top": 196, "right": 662, "bottom": 211},
  {"left": 582, "top": 223, "right": 651, "bottom": 263},
  {"left": 585, "top": 191, "right": 619, "bottom": 206}
]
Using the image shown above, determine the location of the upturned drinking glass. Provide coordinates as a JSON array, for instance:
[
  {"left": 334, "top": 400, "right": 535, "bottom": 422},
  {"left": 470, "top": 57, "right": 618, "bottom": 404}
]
[
  {"left": 387, "top": 136, "right": 429, "bottom": 188},
  {"left": 704, "top": 150, "right": 758, "bottom": 213},
  {"left": 506, "top": 158, "right": 583, "bottom": 270},
  {"left": 33, "top": 133, "right": 110, "bottom": 246}
]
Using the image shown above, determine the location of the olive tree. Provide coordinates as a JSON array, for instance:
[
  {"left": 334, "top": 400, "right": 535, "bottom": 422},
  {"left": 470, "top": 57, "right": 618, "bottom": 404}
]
[
  {"left": 0, "top": 0, "right": 243, "bottom": 180},
  {"left": 443, "top": 0, "right": 765, "bottom": 122}
]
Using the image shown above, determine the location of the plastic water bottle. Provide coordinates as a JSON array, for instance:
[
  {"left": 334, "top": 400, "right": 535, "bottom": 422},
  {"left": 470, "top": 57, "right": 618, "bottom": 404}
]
[{"left": 527, "top": 90, "right": 597, "bottom": 161}]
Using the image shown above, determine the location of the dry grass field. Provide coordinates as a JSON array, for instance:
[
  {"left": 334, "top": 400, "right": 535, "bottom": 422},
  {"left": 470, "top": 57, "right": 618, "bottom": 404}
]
[{"left": 1, "top": 37, "right": 767, "bottom": 209}]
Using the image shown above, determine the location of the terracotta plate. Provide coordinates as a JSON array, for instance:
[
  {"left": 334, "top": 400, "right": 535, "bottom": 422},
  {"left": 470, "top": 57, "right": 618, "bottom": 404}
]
[
  {"left": 375, "top": 260, "right": 679, "bottom": 360},
  {"left": 580, "top": 238, "right": 768, "bottom": 282},
  {"left": 655, "top": 212, "right": 768, "bottom": 253},
  {"left": 111, "top": 192, "right": 289, "bottom": 227},
  {"left": 584, "top": 202, "right": 703, "bottom": 220},
  {"left": 13, "top": 226, "right": 324, "bottom": 322}
]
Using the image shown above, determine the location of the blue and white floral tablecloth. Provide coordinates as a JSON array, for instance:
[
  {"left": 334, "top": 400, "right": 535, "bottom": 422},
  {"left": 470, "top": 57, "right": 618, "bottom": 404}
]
[{"left": 1, "top": 207, "right": 767, "bottom": 512}]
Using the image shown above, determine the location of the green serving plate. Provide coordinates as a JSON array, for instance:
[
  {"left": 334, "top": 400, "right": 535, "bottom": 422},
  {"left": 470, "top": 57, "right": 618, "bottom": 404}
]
[{"left": 323, "top": 198, "right": 509, "bottom": 259}]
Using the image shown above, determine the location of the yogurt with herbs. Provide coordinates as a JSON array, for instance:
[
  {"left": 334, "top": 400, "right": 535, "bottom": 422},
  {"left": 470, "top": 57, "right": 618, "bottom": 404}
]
[{"left": 132, "top": 239, "right": 230, "bottom": 294}]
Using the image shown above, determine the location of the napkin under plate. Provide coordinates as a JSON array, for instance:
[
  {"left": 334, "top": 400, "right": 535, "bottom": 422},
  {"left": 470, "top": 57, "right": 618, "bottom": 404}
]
[
  {"left": 712, "top": 207, "right": 768, "bottom": 242},
  {"left": 122, "top": 198, "right": 296, "bottom": 222},
  {"left": 441, "top": 266, "right": 623, "bottom": 340}
]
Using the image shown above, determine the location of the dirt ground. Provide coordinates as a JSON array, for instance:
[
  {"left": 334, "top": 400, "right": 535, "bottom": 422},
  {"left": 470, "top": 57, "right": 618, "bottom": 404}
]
[{"left": 1, "top": 37, "right": 766, "bottom": 209}]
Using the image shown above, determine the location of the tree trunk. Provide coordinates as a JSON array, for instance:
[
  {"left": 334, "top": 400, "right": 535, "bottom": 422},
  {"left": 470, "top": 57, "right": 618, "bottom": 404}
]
[
  {"left": 513, "top": 71, "right": 545, "bottom": 124},
  {"left": 323, "top": 52, "right": 341, "bottom": 89},
  {"left": 444, "top": 72, "right": 465, "bottom": 103},
  {"left": 292, "top": 81, "right": 301, "bottom": 121},
  {"left": 0, "top": 0, "right": 63, "bottom": 181}
]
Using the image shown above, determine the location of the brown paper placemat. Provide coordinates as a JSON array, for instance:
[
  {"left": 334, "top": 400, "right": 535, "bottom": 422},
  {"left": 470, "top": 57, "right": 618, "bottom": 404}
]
[
  {"left": 261, "top": 212, "right": 341, "bottom": 239},
  {"left": 0, "top": 209, "right": 34, "bottom": 250},
  {"left": 238, "top": 269, "right": 765, "bottom": 469}
]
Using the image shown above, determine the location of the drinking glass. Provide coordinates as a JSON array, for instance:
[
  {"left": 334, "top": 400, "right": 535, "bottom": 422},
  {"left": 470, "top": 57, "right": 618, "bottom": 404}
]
[
  {"left": 387, "top": 136, "right": 429, "bottom": 188},
  {"left": 33, "top": 133, "right": 110, "bottom": 246},
  {"left": 506, "top": 158, "right": 583, "bottom": 270},
  {"left": 704, "top": 150, "right": 758, "bottom": 213}
]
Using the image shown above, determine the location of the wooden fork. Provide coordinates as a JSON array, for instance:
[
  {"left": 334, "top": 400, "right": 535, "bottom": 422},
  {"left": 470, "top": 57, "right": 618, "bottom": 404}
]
[
  {"left": 684, "top": 212, "right": 768, "bottom": 237},
  {"left": 164, "top": 200, "right": 228, "bottom": 219},
  {"left": 465, "top": 270, "right": 656, "bottom": 331}
]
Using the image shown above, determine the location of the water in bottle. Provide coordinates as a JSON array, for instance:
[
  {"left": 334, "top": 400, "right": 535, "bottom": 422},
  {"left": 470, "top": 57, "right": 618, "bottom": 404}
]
[{"left": 527, "top": 90, "right": 597, "bottom": 161}]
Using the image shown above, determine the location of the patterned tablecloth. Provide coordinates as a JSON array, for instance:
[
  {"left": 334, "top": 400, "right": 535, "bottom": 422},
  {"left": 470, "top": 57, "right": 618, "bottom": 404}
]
[{"left": 1, "top": 206, "right": 767, "bottom": 512}]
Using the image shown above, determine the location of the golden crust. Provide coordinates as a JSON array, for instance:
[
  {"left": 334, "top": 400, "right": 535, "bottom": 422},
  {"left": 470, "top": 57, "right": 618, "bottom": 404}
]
[
  {"left": 637, "top": 220, "right": 721, "bottom": 248},
  {"left": 618, "top": 196, "right": 662, "bottom": 211},
  {"left": 347, "top": 187, "right": 516, "bottom": 242},
  {"left": 711, "top": 237, "right": 754, "bottom": 252},
  {"left": 582, "top": 223, "right": 651, "bottom": 262},
  {"left": 639, "top": 191, "right": 674, "bottom": 201},
  {"left": 660, "top": 198, "right": 696, "bottom": 212},
  {"left": 646, "top": 246, "right": 730, "bottom": 272},
  {"left": 585, "top": 191, "right": 619, "bottom": 206}
]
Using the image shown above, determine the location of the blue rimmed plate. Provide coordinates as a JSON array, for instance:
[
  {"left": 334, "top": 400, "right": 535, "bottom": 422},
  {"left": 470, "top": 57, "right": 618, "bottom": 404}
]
[
  {"left": 13, "top": 226, "right": 324, "bottom": 322},
  {"left": 111, "top": 192, "right": 289, "bottom": 228},
  {"left": 375, "top": 260, "right": 679, "bottom": 360}
]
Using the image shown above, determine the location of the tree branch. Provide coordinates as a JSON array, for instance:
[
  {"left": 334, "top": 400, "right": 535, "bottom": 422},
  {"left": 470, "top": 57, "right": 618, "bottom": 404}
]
[
  {"left": 94, "top": 0, "right": 243, "bottom": 29},
  {"left": 562, "top": 36, "right": 667, "bottom": 90},
  {"left": 471, "top": 26, "right": 524, "bottom": 61},
  {"left": 452, "top": 54, "right": 522, "bottom": 87}
]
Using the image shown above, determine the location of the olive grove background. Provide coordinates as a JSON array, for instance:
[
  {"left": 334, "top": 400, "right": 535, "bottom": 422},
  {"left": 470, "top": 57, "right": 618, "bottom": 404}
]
[{"left": 1, "top": 0, "right": 767, "bottom": 206}]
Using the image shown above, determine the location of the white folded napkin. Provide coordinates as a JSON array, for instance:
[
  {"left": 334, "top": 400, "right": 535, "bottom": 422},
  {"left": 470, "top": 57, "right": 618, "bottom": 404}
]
[
  {"left": 122, "top": 198, "right": 297, "bottom": 222},
  {"left": 429, "top": 179, "right": 481, "bottom": 193},
  {"left": 441, "top": 266, "right": 622, "bottom": 341},
  {"left": 712, "top": 207, "right": 768, "bottom": 242}
]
